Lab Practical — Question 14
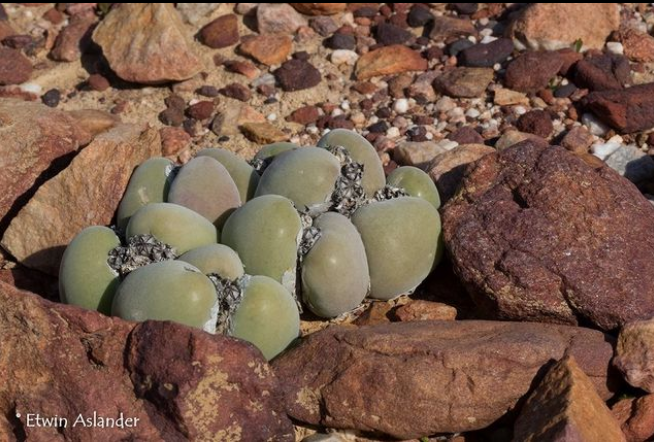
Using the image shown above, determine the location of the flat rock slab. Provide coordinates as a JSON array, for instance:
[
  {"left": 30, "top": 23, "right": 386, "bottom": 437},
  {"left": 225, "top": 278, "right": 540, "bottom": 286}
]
[
  {"left": 0, "top": 99, "right": 86, "bottom": 234},
  {"left": 0, "top": 281, "right": 293, "bottom": 441},
  {"left": 514, "top": 355, "right": 626, "bottom": 442},
  {"left": 442, "top": 141, "right": 654, "bottom": 331},
  {"left": 273, "top": 320, "right": 616, "bottom": 440},
  {"left": 1, "top": 124, "right": 161, "bottom": 276}
]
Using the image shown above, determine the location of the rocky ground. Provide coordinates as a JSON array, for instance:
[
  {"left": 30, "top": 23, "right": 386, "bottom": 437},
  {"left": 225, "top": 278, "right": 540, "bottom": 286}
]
[{"left": 2, "top": 2, "right": 654, "bottom": 442}]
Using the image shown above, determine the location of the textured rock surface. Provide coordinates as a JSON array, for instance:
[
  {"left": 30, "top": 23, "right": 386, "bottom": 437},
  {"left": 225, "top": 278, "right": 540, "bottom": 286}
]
[
  {"left": 426, "top": 143, "right": 495, "bottom": 204},
  {"left": 292, "top": 4, "right": 346, "bottom": 16},
  {"left": 442, "top": 141, "right": 654, "bottom": 330},
  {"left": 92, "top": 3, "right": 203, "bottom": 84},
  {"left": 583, "top": 83, "right": 654, "bottom": 133},
  {"left": 514, "top": 355, "right": 626, "bottom": 442},
  {"left": 0, "top": 281, "right": 294, "bottom": 441},
  {"left": 612, "top": 394, "right": 654, "bottom": 442},
  {"left": 434, "top": 67, "right": 494, "bottom": 98},
  {"left": 0, "top": 48, "right": 32, "bottom": 85},
  {"left": 273, "top": 320, "right": 617, "bottom": 439},
  {"left": 614, "top": 319, "right": 654, "bottom": 393},
  {"left": 0, "top": 99, "right": 86, "bottom": 235},
  {"left": 50, "top": 12, "right": 96, "bottom": 62},
  {"left": 1, "top": 124, "right": 160, "bottom": 276},
  {"left": 239, "top": 34, "right": 292, "bottom": 66},
  {"left": 355, "top": 45, "right": 427, "bottom": 80},
  {"left": 509, "top": 3, "right": 620, "bottom": 51},
  {"left": 504, "top": 51, "right": 563, "bottom": 93}
]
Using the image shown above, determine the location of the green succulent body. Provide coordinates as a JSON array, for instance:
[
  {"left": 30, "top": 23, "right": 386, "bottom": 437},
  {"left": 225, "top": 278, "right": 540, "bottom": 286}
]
[
  {"left": 196, "top": 148, "right": 260, "bottom": 203},
  {"left": 59, "top": 226, "right": 121, "bottom": 315},
  {"left": 178, "top": 244, "right": 244, "bottom": 280},
  {"left": 168, "top": 156, "right": 241, "bottom": 228},
  {"left": 302, "top": 212, "right": 369, "bottom": 318},
  {"left": 387, "top": 166, "right": 441, "bottom": 209},
  {"left": 112, "top": 260, "right": 218, "bottom": 331},
  {"left": 116, "top": 157, "right": 174, "bottom": 230},
  {"left": 230, "top": 275, "right": 300, "bottom": 360},
  {"left": 253, "top": 142, "right": 298, "bottom": 162},
  {"left": 126, "top": 202, "right": 218, "bottom": 254},
  {"left": 317, "top": 128, "right": 385, "bottom": 196},
  {"left": 255, "top": 147, "right": 341, "bottom": 210},
  {"left": 221, "top": 195, "right": 301, "bottom": 291},
  {"left": 352, "top": 197, "right": 443, "bottom": 300}
]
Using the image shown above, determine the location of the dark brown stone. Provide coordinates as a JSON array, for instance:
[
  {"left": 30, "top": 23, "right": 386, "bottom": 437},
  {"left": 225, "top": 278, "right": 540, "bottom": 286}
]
[
  {"left": 186, "top": 100, "right": 215, "bottom": 120},
  {"left": 514, "top": 355, "right": 626, "bottom": 442},
  {"left": 274, "top": 59, "right": 321, "bottom": 91},
  {"left": 287, "top": 105, "right": 320, "bottom": 125},
  {"left": 434, "top": 67, "right": 493, "bottom": 98},
  {"left": 458, "top": 38, "right": 514, "bottom": 68},
  {"left": 393, "top": 300, "right": 457, "bottom": 322},
  {"left": 442, "top": 141, "right": 654, "bottom": 330},
  {"left": 273, "top": 320, "right": 617, "bottom": 439},
  {"left": 198, "top": 14, "right": 239, "bottom": 49},
  {"left": 0, "top": 281, "right": 294, "bottom": 441},
  {"left": 574, "top": 53, "right": 631, "bottom": 91},
  {"left": 516, "top": 110, "right": 554, "bottom": 138},
  {"left": 0, "top": 48, "right": 32, "bottom": 85},
  {"left": 429, "top": 15, "right": 476, "bottom": 40},
  {"left": 504, "top": 51, "right": 564, "bottom": 93},
  {"left": 219, "top": 83, "right": 252, "bottom": 102},
  {"left": 583, "top": 82, "right": 654, "bottom": 133},
  {"left": 448, "top": 126, "right": 485, "bottom": 145},
  {"left": 87, "top": 73, "right": 110, "bottom": 91}
]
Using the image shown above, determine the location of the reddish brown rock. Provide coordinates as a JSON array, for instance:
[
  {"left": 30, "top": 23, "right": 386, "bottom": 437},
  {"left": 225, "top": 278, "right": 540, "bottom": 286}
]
[
  {"left": 241, "top": 122, "right": 288, "bottom": 144},
  {"left": 211, "top": 104, "right": 266, "bottom": 136},
  {"left": 561, "top": 126, "right": 594, "bottom": 154},
  {"left": 353, "top": 302, "right": 393, "bottom": 326},
  {"left": 223, "top": 59, "right": 260, "bottom": 79},
  {"left": 448, "top": 126, "right": 485, "bottom": 145},
  {"left": 516, "top": 110, "right": 553, "bottom": 138},
  {"left": 186, "top": 100, "right": 215, "bottom": 120},
  {"left": 239, "top": 34, "right": 293, "bottom": 66},
  {"left": 434, "top": 67, "right": 493, "bottom": 98},
  {"left": 621, "top": 28, "right": 654, "bottom": 63},
  {"left": 292, "top": 3, "right": 346, "bottom": 16},
  {"left": 427, "top": 143, "right": 495, "bottom": 203},
  {"left": 198, "top": 14, "right": 239, "bottom": 49},
  {"left": 514, "top": 355, "right": 626, "bottom": 442},
  {"left": 509, "top": 3, "right": 620, "bottom": 51},
  {"left": 50, "top": 12, "right": 96, "bottom": 62},
  {"left": 160, "top": 126, "right": 191, "bottom": 158},
  {"left": 583, "top": 83, "right": 654, "bottom": 133},
  {"left": 87, "top": 73, "right": 110, "bottom": 91},
  {"left": 287, "top": 105, "right": 320, "bottom": 125},
  {"left": 574, "top": 53, "right": 631, "bottom": 91},
  {"left": 66, "top": 109, "right": 121, "bottom": 140},
  {"left": 274, "top": 59, "right": 321, "bottom": 91},
  {"left": 0, "top": 266, "right": 58, "bottom": 301},
  {"left": 393, "top": 300, "right": 457, "bottom": 322},
  {"left": 0, "top": 281, "right": 294, "bottom": 441},
  {"left": 273, "top": 321, "right": 617, "bottom": 439},
  {"left": 0, "top": 48, "right": 32, "bottom": 85},
  {"left": 257, "top": 3, "right": 307, "bottom": 34},
  {"left": 355, "top": 45, "right": 427, "bottom": 80},
  {"left": 612, "top": 394, "right": 654, "bottom": 442},
  {"left": 504, "top": 51, "right": 563, "bottom": 93},
  {"left": 0, "top": 99, "right": 86, "bottom": 234},
  {"left": 219, "top": 83, "right": 252, "bottom": 102},
  {"left": 1, "top": 124, "right": 160, "bottom": 276},
  {"left": 442, "top": 141, "right": 654, "bottom": 330},
  {"left": 92, "top": 3, "right": 203, "bottom": 84},
  {"left": 614, "top": 319, "right": 654, "bottom": 393},
  {"left": 429, "top": 15, "right": 476, "bottom": 40}
]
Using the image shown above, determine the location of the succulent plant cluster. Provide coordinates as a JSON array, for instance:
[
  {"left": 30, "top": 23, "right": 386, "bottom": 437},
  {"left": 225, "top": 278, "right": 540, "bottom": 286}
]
[{"left": 59, "top": 129, "right": 443, "bottom": 360}]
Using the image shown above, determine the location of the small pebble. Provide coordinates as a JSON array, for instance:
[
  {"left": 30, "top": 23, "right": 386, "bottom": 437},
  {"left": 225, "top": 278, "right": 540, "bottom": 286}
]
[
  {"left": 582, "top": 113, "right": 610, "bottom": 136},
  {"left": 393, "top": 98, "right": 409, "bottom": 114},
  {"left": 606, "top": 41, "right": 624, "bottom": 55},
  {"left": 41, "top": 88, "right": 61, "bottom": 107}
]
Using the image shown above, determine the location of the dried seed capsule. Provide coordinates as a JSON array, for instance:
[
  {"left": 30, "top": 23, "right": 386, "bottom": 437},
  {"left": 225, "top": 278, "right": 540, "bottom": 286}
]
[
  {"left": 221, "top": 195, "right": 302, "bottom": 291},
  {"left": 254, "top": 147, "right": 341, "bottom": 210},
  {"left": 386, "top": 166, "right": 441, "bottom": 209},
  {"left": 116, "top": 157, "right": 174, "bottom": 230},
  {"left": 301, "top": 212, "right": 369, "bottom": 318},
  {"left": 178, "top": 243, "right": 244, "bottom": 280},
  {"left": 196, "top": 148, "right": 260, "bottom": 203},
  {"left": 352, "top": 197, "right": 443, "bottom": 300},
  {"left": 229, "top": 275, "right": 300, "bottom": 360},
  {"left": 59, "top": 226, "right": 121, "bottom": 314},
  {"left": 317, "top": 129, "right": 385, "bottom": 197},
  {"left": 112, "top": 260, "right": 218, "bottom": 332},
  {"left": 126, "top": 202, "right": 218, "bottom": 255},
  {"left": 167, "top": 156, "right": 241, "bottom": 228}
]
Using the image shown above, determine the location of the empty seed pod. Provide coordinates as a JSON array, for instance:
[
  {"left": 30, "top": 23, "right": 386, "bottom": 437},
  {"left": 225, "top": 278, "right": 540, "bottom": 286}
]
[
  {"left": 168, "top": 156, "right": 241, "bottom": 228},
  {"left": 301, "top": 212, "right": 369, "bottom": 318},
  {"left": 218, "top": 275, "right": 299, "bottom": 360},
  {"left": 386, "top": 166, "right": 441, "bottom": 209},
  {"left": 116, "top": 157, "right": 175, "bottom": 230},
  {"left": 126, "top": 202, "right": 218, "bottom": 255},
  {"left": 196, "top": 148, "right": 260, "bottom": 203},
  {"left": 317, "top": 128, "right": 386, "bottom": 197},
  {"left": 59, "top": 226, "right": 120, "bottom": 315},
  {"left": 352, "top": 197, "right": 443, "bottom": 300},
  {"left": 221, "top": 195, "right": 302, "bottom": 292},
  {"left": 112, "top": 260, "right": 219, "bottom": 332},
  {"left": 178, "top": 243, "right": 245, "bottom": 280},
  {"left": 254, "top": 147, "right": 341, "bottom": 210}
]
